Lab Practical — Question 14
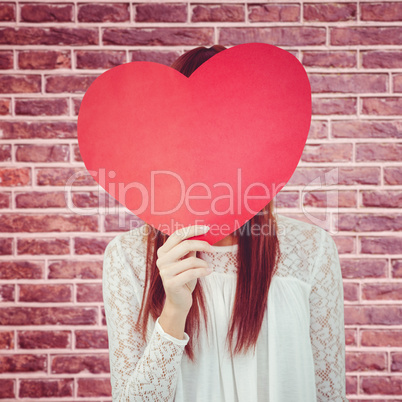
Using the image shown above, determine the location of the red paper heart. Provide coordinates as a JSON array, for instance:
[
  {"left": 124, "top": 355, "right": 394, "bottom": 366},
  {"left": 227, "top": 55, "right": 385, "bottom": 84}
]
[{"left": 77, "top": 42, "right": 311, "bottom": 244}]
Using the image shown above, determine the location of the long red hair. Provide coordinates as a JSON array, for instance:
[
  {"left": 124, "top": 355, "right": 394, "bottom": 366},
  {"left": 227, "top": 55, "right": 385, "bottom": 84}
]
[{"left": 136, "top": 45, "right": 281, "bottom": 363}]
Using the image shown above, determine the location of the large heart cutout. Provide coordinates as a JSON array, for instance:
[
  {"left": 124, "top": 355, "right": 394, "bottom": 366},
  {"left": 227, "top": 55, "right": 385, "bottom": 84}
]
[{"left": 77, "top": 42, "right": 311, "bottom": 244}]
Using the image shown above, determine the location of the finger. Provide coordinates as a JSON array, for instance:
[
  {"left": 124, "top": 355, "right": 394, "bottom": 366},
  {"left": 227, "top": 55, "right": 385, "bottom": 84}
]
[
  {"left": 161, "top": 225, "right": 210, "bottom": 254},
  {"left": 160, "top": 239, "right": 213, "bottom": 265},
  {"left": 161, "top": 257, "right": 209, "bottom": 279}
]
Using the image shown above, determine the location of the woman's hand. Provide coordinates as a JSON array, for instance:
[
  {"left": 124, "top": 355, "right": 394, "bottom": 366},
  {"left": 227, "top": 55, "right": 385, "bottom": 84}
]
[{"left": 156, "top": 225, "right": 214, "bottom": 313}]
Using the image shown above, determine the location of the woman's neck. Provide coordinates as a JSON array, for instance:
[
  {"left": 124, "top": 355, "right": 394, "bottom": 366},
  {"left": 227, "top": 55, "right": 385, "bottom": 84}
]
[{"left": 213, "top": 233, "right": 237, "bottom": 247}]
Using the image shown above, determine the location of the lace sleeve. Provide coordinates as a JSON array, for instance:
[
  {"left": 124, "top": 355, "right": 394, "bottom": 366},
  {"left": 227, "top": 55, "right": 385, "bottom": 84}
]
[
  {"left": 102, "top": 235, "right": 190, "bottom": 401},
  {"left": 309, "top": 229, "right": 348, "bottom": 401}
]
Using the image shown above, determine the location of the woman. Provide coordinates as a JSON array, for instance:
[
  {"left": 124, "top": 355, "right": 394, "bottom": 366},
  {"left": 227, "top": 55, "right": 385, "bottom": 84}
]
[{"left": 102, "top": 45, "right": 348, "bottom": 401}]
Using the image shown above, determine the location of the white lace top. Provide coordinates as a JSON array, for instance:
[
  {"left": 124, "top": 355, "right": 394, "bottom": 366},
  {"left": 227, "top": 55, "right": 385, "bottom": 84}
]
[{"left": 102, "top": 213, "right": 348, "bottom": 401}]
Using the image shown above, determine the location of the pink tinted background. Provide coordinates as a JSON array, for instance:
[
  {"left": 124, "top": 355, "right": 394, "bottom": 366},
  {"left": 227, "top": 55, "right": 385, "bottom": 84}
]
[{"left": 0, "top": 1, "right": 402, "bottom": 400}]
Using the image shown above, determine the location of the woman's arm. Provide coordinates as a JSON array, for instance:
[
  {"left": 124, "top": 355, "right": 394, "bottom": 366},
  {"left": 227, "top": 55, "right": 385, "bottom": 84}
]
[
  {"left": 309, "top": 229, "right": 348, "bottom": 401},
  {"left": 102, "top": 235, "right": 190, "bottom": 401}
]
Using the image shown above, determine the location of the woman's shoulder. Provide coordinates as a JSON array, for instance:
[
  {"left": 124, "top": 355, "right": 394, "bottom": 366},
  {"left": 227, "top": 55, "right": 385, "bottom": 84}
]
[
  {"left": 274, "top": 213, "right": 335, "bottom": 277},
  {"left": 105, "top": 225, "right": 148, "bottom": 286},
  {"left": 275, "top": 212, "right": 328, "bottom": 242}
]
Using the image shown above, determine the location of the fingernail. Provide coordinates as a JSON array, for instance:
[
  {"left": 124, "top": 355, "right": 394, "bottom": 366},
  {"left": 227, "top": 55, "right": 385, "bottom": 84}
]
[{"left": 199, "top": 225, "right": 210, "bottom": 232}]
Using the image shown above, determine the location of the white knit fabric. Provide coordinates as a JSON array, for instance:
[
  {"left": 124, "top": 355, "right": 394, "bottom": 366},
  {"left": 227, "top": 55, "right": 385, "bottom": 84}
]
[{"left": 102, "top": 213, "right": 348, "bottom": 401}]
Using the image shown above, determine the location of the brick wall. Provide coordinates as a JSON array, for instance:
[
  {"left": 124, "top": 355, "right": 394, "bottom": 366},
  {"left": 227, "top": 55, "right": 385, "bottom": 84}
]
[{"left": 0, "top": 0, "right": 401, "bottom": 400}]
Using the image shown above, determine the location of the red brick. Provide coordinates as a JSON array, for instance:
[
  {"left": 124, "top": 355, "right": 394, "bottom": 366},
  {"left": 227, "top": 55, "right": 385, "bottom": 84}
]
[
  {"left": 357, "top": 143, "right": 402, "bottom": 162},
  {"left": 0, "top": 144, "right": 11, "bottom": 161},
  {"left": 0, "top": 74, "right": 41, "bottom": 93},
  {"left": 345, "top": 376, "right": 356, "bottom": 395},
  {"left": 345, "top": 328, "right": 356, "bottom": 346},
  {"left": 104, "top": 214, "right": 143, "bottom": 232},
  {"left": 392, "top": 259, "right": 402, "bottom": 278},
  {"left": 0, "top": 354, "right": 46, "bottom": 373},
  {"left": 19, "top": 284, "right": 72, "bottom": 302},
  {"left": 16, "top": 191, "right": 67, "bottom": 208},
  {"left": 362, "top": 97, "right": 402, "bottom": 115},
  {"left": 103, "top": 27, "right": 213, "bottom": 46},
  {"left": 19, "top": 378, "right": 73, "bottom": 398},
  {"left": 77, "top": 283, "right": 102, "bottom": 302},
  {"left": 345, "top": 305, "right": 402, "bottom": 325},
  {"left": 130, "top": 49, "right": 180, "bottom": 66},
  {"left": 15, "top": 98, "right": 68, "bottom": 116},
  {"left": 18, "top": 330, "right": 70, "bottom": 349},
  {"left": 360, "top": 190, "right": 402, "bottom": 208},
  {"left": 0, "top": 3, "right": 15, "bottom": 21},
  {"left": 77, "top": 377, "right": 111, "bottom": 397},
  {"left": 0, "top": 167, "right": 31, "bottom": 186},
  {"left": 309, "top": 73, "right": 387, "bottom": 93},
  {"left": 191, "top": 4, "right": 243, "bottom": 22},
  {"left": 0, "top": 379, "right": 14, "bottom": 398},
  {"left": 339, "top": 167, "right": 380, "bottom": 185},
  {"left": 361, "top": 375, "right": 402, "bottom": 395},
  {"left": 0, "top": 50, "right": 13, "bottom": 69},
  {"left": 334, "top": 236, "right": 356, "bottom": 254},
  {"left": 312, "top": 97, "right": 357, "bottom": 115},
  {"left": 21, "top": 3, "right": 72, "bottom": 22},
  {"left": 0, "top": 307, "right": 97, "bottom": 325},
  {"left": 304, "top": 3, "right": 356, "bottom": 22},
  {"left": 248, "top": 4, "right": 299, "bottom": 22},
  {"left": 18, "top": 50, "right": 71, "bottom": 69},
  {"left": 363, "top": 283, "right": 402, "bottom": 300},
  {"left": 361, "top": 236, "right": 402, "bottom": 254},
  {"left": 16, "top": 144, "right": 69, "bottom": 162},
  {"left": 303, "top": 50, "right": 356, "bottom": 68},
  {"left": 301, "top": 143, "right": 352, "bottom": 162},
  {"left": 361, "top": 2, "right": 402, "bottom": 21},
  {"left": 0, "top": 237, "right": 12, "bottom": 255},
  {"left": 0, "top": 260, "right": 43, "bottom": 279},
  {"left": 74, "top": 237, "right": 111, "bottom": 255},
  {"left": 308, "top": 120, "right": 328, "bottom": 139},
  {"left": 331, "top": 26, "right": 402, "bottom": 46},
  {"left": 394, "top": 74, "right": 402, "bottom": 92},
  {"left": 78, "top": 3, "right": 130, "bottom": 22},
  {"left": 274, "top": 191, "right": 299, "bottom": 208},
  {"left": 341, "top": 258, "right": 387, "bottom": 279},
  {"left": 73, "top": 144, "right": 82, "bottom": 161},
  {"left": 219, "top": 27, "right": 325, "bottom": 46},
  {"left": 0, "top": 214, "right": 98, "bottom": 233},
  {"left": 71, "top": 191, "right": 118, "bottom": 208},
  {"left": 362, "top": 50, "right": 402, "bottom": 68},
  {"left": 76, "top": 330, "right": 108, "bottom": 349},
  {"left": 346, "top": 352, "right": 387, "bottom": 371},
  {"left": 0, "top": 331, "right": 13, "bottom": 350},
  {"left": 289, "top": 166, "right": 380, "bottom": 186},
  {"left": 332, "top": 120, "right": 402, "bottom": 138},
  {"left": 45, "top": 74, "right": 97, "bottom": 93},
  {"left": 344, "top": 282, "right": 358, "bottom": 301},
  {"left": 0, "top": 98, "right": 10, "bottom": 114},
  {"left": 17, "top": 238, "right": 70, "bottom": 255},
  {"left": 48, "top": 260, "right": 103, "bottom": 280},
  {"left": 51, "top": 353, "right": 109, "bottom": 374},
  {"left": 302, "top": 190, "right": 356, "bottom": 208},
  {"left": 0, "top": 27, "right": 98, "bottom": 46},
  {"left": 72, "top": 97, "right": 82, "bottom": 115},
  {"left": 384, "top": 167, "right": 402, "bottom": 185},
  {"left": 0, "top": 191, "right": 10, "bottom": 208},
  {"left": 0, "top": 284, "right": 14, "bottom": 301},
  {"left": 36, "top": 167, "right": 97, "bottom": 186},
  {"left": 136, "top": 3, "right": 187, "bottom": 22},
  {"left": 391, "top": 352, "right": 402, "bottom": 371},
  {"left": 338, "top": 214, "right": 402, "bottom": 231},
  {"left": 76, "top": 50, "right": 125, "bottom": 69},
  {"left": 0, "top": 121, "right": 77, "bottom": 139},
  {"left": 362, "top": 329, "right": 402, "bottom": 347}
]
